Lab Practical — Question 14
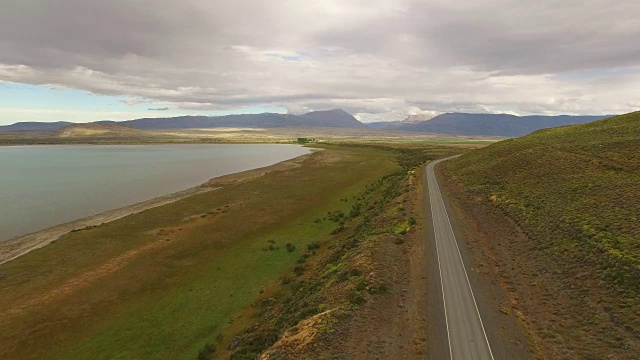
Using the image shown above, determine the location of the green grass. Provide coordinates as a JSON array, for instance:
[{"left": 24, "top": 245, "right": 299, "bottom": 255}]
[
  {"left": 445, "top": 111, "right": 640, "bottom": 355},
  {"left": 0, "top": 143, "right": 464, "bottom": 360},
  {"left": 447, "top": 111, "right": 640, "bottom": 295},
  {"left": 224, "top": 143, "right": 454, "bottom": 359},
  {"left": 394, "top": 139, "right": 498, "bottom": 145},
  {"left": 387, "top": 219, "right": 411, "bottom": 235},
  {"left": 0, "top": 145, "right": 400, "bottom": 360}
]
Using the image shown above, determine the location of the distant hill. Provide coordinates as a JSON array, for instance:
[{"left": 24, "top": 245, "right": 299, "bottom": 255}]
[
  {"left": 56, "top": 123, "right": 149, "bottom": 138},
  {"left": 364, "top": 122, "right": 391, "bottom": 129},
  {"left": 366, "top": 114, "right": 435, "bottom": 129},
  {"left": 445, "top": 111, "right": 640, "bottom": 354},
  {"left": 402, "top": 114, "right": 436, "bottom": 123},
  {"left": 115, "top": 114, "right": 297, "bottom": 130},
  {"left": 118, "top": 109, "right": 364, "bottom": 129},
  {"left": 297, "top": 109, "right": 364, "bottom": 127},
  {"left": 0, "top": 121, "right": 72, "bottom": 132},
  {"left": 0, "top": 109, "right": 364, "bottom": 132},
  {"left": 379, "top": 113, "right": 610, "bottom": 136}
]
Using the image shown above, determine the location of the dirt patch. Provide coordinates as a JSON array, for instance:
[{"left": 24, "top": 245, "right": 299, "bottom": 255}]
[
  {"left": 261, "top": 309, "right": 339, "bottom": 359},
  {"left": 336, "top": 229, "right": 429, "bottom": 359}
]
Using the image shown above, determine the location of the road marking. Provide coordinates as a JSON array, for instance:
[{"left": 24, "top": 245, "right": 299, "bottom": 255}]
[
  {"left": 428, "top": 158, "right": 495, "bottom": 360},
  {"left": 435, "top": 183, "right": 495, "bottom": 359},
  {"left": 428, "top": 167, "right": 453, "bottom": 360}
]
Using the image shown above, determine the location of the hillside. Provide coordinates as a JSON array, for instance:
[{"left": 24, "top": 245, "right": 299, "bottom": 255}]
[
  {"left": 56, "top": 123, "right": 149, "bottom": 138},
  {"left": 297, "top": 109, "right": 364, "bottom": 127},
  {"left": 0, "top": 121, "right": 72, "bottom": 132},
  {"left": 118, "top": 109, "right": 365, "bottom": 129},
  {"left": 382, "top": 112, "right": 609, "bottom": 136},
  {"left": 444, "top": 111, "right": 640, "bottom": 357}
]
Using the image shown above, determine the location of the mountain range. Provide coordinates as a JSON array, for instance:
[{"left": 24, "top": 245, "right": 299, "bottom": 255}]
[
  {"left": 375, "top": 113, "right": 611, "bottom": 137},
  {"left": 0, "top": 109, "right": 363, "bottom": 132},
  {"left": 0, "top": 109, "right": 614, "bottom": 137}
]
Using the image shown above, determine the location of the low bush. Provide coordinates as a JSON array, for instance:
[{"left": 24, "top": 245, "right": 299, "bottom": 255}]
[{"left": 196, "top": 343, "right": 216, "bottom": 360}]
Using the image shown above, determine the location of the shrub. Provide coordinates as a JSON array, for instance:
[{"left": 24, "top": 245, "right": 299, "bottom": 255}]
[
  {"left": 330, "top": 225, "right": 345, "bottom": 235},
  {"left": 349, "top": 268, "right": 363, "bottom": 277},
  {"left": 293, "top": 266, "right": 305, "bottom": 276},
  {"left": 196, "top": 343, "right": 216, "bottom": 360},
  {"left": 356, "top": 280, "right": 368, "bottom": 291},
  {"left": 348, "top": 292, "right": 367, "bottom": 306},
  {"left": 368, "top": 283, "right": 389, "bottom": 295}
]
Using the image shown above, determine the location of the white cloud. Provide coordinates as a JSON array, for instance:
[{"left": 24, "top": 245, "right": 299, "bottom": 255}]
[
  {"left": 0, "top": 0, "right": 639, "bottom": 122},
  {"left": 0, "top": 107, "right": 175, "bottom": 123}
]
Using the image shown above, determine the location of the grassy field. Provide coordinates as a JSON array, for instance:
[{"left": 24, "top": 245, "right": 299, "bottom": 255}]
[
  {"left": 0, "top": 127, "right": 500, "bottom": 146},
  {"left": 444, "top": 111, "right": 640, "bottom": 357},
  {"left": 0, "top": 143, "right": 459, "bottom": 359}
]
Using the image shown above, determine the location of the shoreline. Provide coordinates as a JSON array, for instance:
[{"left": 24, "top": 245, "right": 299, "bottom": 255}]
[
  {"left": 0, "top": 139, "right": 298, "bottom": 147},
  {"left": 0, "top": 149, "right": 316, "bottom": 265}
]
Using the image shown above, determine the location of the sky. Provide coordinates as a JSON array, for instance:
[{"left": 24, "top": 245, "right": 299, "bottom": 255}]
[{"left": 1, "top": 0, "right": 639, "bottom": 125}]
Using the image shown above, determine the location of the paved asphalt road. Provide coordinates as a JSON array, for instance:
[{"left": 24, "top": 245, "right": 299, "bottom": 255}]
[{"left": 426, "top": 158, "right": 495, "bottom": 360}]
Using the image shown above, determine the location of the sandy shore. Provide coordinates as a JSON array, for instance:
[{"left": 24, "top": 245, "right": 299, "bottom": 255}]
[{"left": 0, "top": 150, "right": 315, "bottom": 265}]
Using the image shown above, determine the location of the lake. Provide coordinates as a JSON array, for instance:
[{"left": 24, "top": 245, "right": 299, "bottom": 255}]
[{"left": 0, "top": 144, "right": 310, "bottom": 242}]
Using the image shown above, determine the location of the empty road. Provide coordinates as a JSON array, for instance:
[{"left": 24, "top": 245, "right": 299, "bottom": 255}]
[{"left": 426, "top": 157, "right": 495, "bottom": 360}]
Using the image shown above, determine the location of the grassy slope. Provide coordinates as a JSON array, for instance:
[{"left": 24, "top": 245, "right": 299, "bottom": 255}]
[
  {"left": 445, "top": 111, "right": 640, "bottom": 354},
  {"left": 222, "top": 143, "right": 462, "bottom": 359},
  {"left": 56, "top": 123, "right": 148, "bottom": 137},
  {"left": 0, "top": 145, "right": 398, "bottom": 360}
]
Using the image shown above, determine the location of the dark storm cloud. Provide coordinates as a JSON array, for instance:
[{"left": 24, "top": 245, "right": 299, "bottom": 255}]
[{"left": 1, "top": 0, "right": 639, "bottom": 121}]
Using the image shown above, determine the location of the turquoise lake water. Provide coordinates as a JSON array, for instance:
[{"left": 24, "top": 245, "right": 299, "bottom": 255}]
[{"left": 0, "top": 144, "right": 309, "bottom": 242}]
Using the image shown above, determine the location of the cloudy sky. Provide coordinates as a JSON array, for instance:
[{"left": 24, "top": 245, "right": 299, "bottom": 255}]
[{"left": 1, "top": 0, "right": 639, "bottom": 125}]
